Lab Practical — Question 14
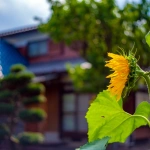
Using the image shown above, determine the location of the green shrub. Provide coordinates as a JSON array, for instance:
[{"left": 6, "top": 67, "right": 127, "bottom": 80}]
[
  {"left": 0, "top": 103, "right": 14, "bottom": 114},
  {"left": 1, "top": 64, "right": 34, "bottom": 89},
  {"left": 2, "top": 74, "right": 18, "bottom": 84},
  {"left": 20, "top": 83, "right": 45, "bottom": 96},
  {"left": 18, "top": 132, "right": 44, "bottom": 145},
  {"left": 17, "top": 72, "right": 34, "bottom": 83},
  {"left": 19, "top": 108, "right": 46, "bottom": 122},
  {"left": 0, "top": 80, "right": 4, "bottom": 90},
  {"left": 0, "top": 90, "right": 13, "bottom": 102},
  {"left": 2, "top": 72, "right": 34, "bottom": 86},
  {"left": 10, "top": 64, "right": 26, "bottom": 73},
  {"left": 23, "top": 95, "right": 46, "bottom": 105},
  {"left": 0, "top": 124, "right": 9, "bottom": 139}
]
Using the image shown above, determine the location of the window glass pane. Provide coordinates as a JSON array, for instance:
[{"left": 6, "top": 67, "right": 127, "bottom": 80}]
[
  {"left": 77, "top": 94, "right": 89, "bottom": 131},
  {"left": 39, "top": 41, "right": 48, "bottom": 55},
  {"left": 63, "top": 114, "right": 75, "bottom": 131},
  {"left": 28, "top": 43, "right": 38, "bottom": 56},
  {"left": 78, "top": 94, "right": 90, "bottom": 111},
  {"left": 28, "top": 40, "right": 48, "bottom": 57},
  {"left": 136, "top": 92, "right": 149, "bottom": 107},
  {"left": 78, "top": 112, "right": 88, "bottom": 131},
  {"left": 63, "top": 94, "right": 75, "bottom": 112}
]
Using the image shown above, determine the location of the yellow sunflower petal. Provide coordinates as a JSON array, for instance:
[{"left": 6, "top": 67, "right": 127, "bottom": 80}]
[{"left": 105, "top": 53, "right": 130, "bottom": 101}]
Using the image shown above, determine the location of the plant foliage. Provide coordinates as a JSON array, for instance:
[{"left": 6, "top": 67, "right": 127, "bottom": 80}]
[
  {"left": 18, "top": 132, "right": 44, "bottom": 145},
  {"left": 19, "top": 109, "right": 47, "bottom": 122},
  {"left": 86, "top": 90, "right": 150, "bottom": 143},
  {"left": 0, "top": 103, "right": 14, "bottom": 114},
  {"left": 77, "top": 137, "right": 110, "bottom": 150},
  {"left": 0, "top": 124, "right": 10, "bottom": 139},
  {"left": 10, "top": 64, "right": 26, "bottom": 73},
  {"left": 0, "top": 64, "right": 47, "bottom": 147},
  {"left": 20, "top": 83, "right": 45, "bottom": 96},
  {"left": 23, "top": 95, "right": 46, "bottom": 105},
  {"left": 0, "top": 90, "right": 13, "bottom": 102}
]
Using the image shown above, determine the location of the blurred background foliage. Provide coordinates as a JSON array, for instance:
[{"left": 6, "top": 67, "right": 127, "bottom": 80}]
[
  {"left": 17, "top": 132, "right": 44, "bottom": 145},
  {"left": 40, "top": 0, "right": 150, "bottom": 93}
]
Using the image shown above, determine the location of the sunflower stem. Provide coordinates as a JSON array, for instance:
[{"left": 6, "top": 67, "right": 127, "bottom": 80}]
[
  {"left": 136, "top": 66, "right": 150, "bottom": 101},
  {"left": 142, "top": 74, "right": 150, "bottom": 99},
  {"left": 145, "top": 72, "right": 150, "bottom": 76},
  {"left": 139, "top": 75, "right": 150, "bottom": 101}
]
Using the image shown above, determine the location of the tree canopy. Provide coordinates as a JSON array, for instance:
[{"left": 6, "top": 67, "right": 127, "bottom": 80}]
[{"left": 40, "top": 0, "right": 150, "bottom": 93}]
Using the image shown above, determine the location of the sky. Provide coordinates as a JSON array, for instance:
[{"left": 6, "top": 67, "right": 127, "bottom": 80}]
[
  {"left": 0, "top": 0, "right": 140, "bottom": 33},
  {"left": 0, "top": 0, "right": 50, "bottom": 32}
]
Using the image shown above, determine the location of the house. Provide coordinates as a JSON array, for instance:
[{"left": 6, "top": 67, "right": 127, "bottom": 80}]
[
  {"left": 0, "top": 25, "right": 149, "bottom": 143},
  {"left": 0, "top": 26, "right": 93, "bottom": 143}
]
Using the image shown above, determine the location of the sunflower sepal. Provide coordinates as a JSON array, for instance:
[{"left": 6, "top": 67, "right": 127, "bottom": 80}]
[
  {"left": 122, "top": 64, "right": 140, "bottom": 98},
  {"left": 122, "top": 87, "right": 131, "bottom": 99}
]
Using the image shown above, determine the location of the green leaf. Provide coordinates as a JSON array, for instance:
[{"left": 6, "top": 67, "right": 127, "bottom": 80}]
[
  {"left": 77, "top": 137, "right": 110, "bottom": 150},
  {"left": 86, "top": 90, "right": 150, "bottom": 143},
  {"left": 145, "top": 31, "right": 150, "bottom": 47},
  {"left": 118, "top": 98, "right": 123, "bottom": 108}
]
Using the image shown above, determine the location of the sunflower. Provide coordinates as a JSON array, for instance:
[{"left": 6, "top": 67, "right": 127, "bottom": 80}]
[{"left": 105, "top": 53, "right": 130, "bottom": 101}]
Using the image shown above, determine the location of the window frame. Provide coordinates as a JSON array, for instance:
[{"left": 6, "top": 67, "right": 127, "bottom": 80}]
[
  {"left": 27, "top": 39, "right": 49, "bottom": 58},
  {"left": 61, "top": 91, "right": 90, "bottom": 133}
]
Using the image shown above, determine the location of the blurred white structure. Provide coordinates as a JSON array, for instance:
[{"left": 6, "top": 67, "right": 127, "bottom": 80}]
[{"left": 0, "top": 65, "right": 3, "bottom": 78}]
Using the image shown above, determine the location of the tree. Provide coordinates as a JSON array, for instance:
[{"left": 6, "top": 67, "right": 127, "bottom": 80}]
[
  {"left": 119, "top": 0, "right": 150, "bottom": 65},
  {"left": 40, "top": 0, "right": 150, "bottom": 93},
  {"left": 0, "top": 64, "right": 46, "bottom": 149}
]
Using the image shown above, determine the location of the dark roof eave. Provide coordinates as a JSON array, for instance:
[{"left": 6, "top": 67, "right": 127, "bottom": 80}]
[
  {"left": 27, "top": 57, "right": 86, "bottom": 75},
  {"left": 0, "top": 26, "right": 38, "bottom": 38}
]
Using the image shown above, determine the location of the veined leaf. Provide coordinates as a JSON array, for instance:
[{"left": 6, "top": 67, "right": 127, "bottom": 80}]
[
  {"left": 145, "top": 31, "right": 150, "bottom": 47},
  {"left": 77, "top": 137, "right": 110, "bottom": 150},
  {"left": 86, "top": 90, "right": 150, "bottom": 143}
]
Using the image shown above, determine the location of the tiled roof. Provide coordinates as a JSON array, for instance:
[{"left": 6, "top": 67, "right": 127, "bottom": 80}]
[{"left": 0, "top": 25, "right": 37, "bottom": 37}]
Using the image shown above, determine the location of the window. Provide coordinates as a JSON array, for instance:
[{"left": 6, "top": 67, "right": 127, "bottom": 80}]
[
  {"left": 28, "top": 40, "right": 48, "bottom": 57},
  {"left": 136, "top": 92, "right": 149, "bottom": 107},
  {"left": 62, "top": 94, "right": 76, "bottom": 131},
  {"left": 77, "top": 94, "right": 89, "bottom": 131},
  {"left": 62, "top": 93, "right": 90, "bottom": 132}
]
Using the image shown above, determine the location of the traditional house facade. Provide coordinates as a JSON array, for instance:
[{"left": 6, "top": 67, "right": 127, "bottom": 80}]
[
  {"left": 0, "top": 26, "right": 93, "bottom": 143},
  {"left": 0, "top": 26, "right": 149, "bottom": 143}
]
